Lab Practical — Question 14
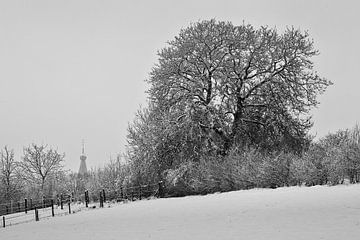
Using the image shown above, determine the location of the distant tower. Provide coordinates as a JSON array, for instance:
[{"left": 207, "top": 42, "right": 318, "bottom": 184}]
[{"left": 78, "top": 140, "right": 88, "bottom": 175}]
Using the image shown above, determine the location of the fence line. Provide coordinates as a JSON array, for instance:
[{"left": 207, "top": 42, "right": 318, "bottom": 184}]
[{"left": 1, "top": 181, "right": 164, "bottom": 228}]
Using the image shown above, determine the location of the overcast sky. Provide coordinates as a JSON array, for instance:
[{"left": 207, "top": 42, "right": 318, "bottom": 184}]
[{"left": 0, "top": 0, "right": 359, "bottom": 171}]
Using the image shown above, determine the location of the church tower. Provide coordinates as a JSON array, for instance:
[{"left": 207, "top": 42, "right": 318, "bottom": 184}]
[{"left": 78, "top": 140, "right": 88, "bottom": 175}]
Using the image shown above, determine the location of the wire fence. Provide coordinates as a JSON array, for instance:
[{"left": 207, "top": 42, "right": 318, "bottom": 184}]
[{"left": 0, "top": 181, "right": 164, "bottom": 229}]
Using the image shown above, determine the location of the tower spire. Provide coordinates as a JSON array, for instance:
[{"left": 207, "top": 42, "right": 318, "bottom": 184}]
[
  {"left": 79, "top": 139, "right": 88, "bottom": 175},
  {"left": 82, "top": 139, "right": 85, "bottom": 155}
]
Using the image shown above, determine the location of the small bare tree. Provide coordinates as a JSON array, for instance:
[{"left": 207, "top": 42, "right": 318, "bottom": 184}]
[
  {"left": 0, "top": 146, "right": 20, "bottom": 201},
  {"left": 21, "top": 144, "right": 65, "bottom": 195}
]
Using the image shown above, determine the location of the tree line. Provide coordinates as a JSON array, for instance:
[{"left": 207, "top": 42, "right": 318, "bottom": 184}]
[
  {"left": 2, "top": 122, "right": 360, "bottom": 202},
  {"left": 0, "top": 144, "right": 131, "bottom": 203}
]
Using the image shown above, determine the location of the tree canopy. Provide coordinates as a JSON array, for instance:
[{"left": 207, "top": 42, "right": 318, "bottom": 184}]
[{"left": 127, "top": 19, "right": 331, "bottom": 183}]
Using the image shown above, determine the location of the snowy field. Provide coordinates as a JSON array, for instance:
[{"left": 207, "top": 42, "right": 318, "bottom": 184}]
[{"left": 2, "top": 184, "right": 360, "bottom": 240}]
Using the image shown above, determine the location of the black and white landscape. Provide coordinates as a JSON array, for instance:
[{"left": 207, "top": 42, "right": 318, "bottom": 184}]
[{"left": 1, "top": 1, "right": 360, "bottom": 239}]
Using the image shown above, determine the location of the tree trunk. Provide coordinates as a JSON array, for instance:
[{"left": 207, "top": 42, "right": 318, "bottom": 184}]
[
  {"left": 223, "top": 93, "right": 243, "bottom": 154},
  {"left": 41, "top": 177, "right": 46, "bottom": 196}
]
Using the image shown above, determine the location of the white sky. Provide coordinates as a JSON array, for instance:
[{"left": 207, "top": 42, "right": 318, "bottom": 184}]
[{"left": 0, "top": 0, "right": 359, "bottom": 171}]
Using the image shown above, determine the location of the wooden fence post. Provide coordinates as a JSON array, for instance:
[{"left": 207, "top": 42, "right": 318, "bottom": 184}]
[
  {"left": 99, "top": 191, "right": 103, "bottom": 208},
  {"left": 158, "top": 181, "right": 164, "bottom": 198},
  {"left": 35, "top": 207, "right": 39, "bottom": 221},
  {"left": 25, "top": 198, "right": 28, "bottom": 214},
  {"left": 139, "top": 185, "right": 142, "bottom": 200},
  {"left": 85, "top": 191, "right": 89, "bottom": 208},
  {"left": 102, "top": 189, "right": 106, "bottom": 203},
  {"left": 2, "top": 216, "right": 5, "bottom": 228},
  {"left": 60, "top": 194, "right": 63, "bottom": 210},
  {"left": 51, "top": 199, "right": 55, "bottom": 217},
  {"left": 68, "top": 202, "right": 71, "bottom": 214}
]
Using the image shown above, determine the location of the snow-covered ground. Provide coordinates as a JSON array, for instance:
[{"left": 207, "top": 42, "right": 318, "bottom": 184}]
[{"left": 2, "top": 184, "right": 360, "bottom": 240}]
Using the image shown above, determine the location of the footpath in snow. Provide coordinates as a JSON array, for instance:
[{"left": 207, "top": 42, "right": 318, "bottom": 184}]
[{"left": 2, "top": 184, "right": 360, "bottom": 240}]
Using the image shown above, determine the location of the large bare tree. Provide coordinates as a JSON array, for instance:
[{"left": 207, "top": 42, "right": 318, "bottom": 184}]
[
  {"left": 127, "top": 19, "right": 331, "bottom": 185},
  {"left": 148, "top": 19, "right": 331, "bottom": 154},
  {"left": 21, "top": 144, "right": 65, "bottom": 195}
]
